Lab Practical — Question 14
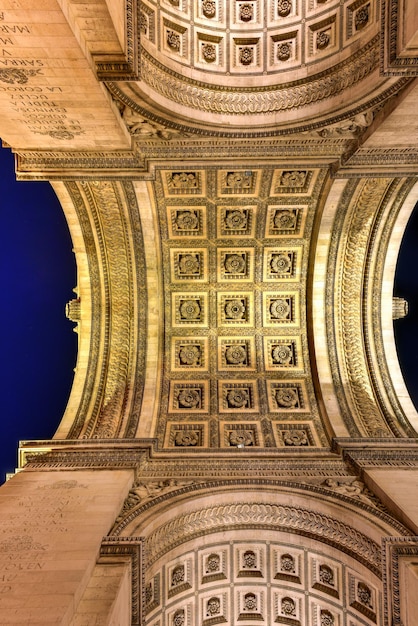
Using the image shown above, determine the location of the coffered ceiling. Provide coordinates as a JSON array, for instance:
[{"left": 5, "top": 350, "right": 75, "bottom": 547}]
[{"left": 151, "top": 165, "right": 329, "bottom": 449}]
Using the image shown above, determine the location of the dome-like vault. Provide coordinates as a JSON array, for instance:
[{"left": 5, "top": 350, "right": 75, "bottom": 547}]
[{"left": 114, "top": 0, "right": 401, "bottom": 135}]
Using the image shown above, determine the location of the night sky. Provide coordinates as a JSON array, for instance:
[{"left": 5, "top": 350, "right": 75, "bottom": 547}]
[
  {"left": 393, "top": 200, "right": 418, "bottom": 409},
  {"left": 0, "top": 145, "right": 77, "bottom": 484},
  {"left": 0, "top": 145, "right": 417, "bottom": 484}
]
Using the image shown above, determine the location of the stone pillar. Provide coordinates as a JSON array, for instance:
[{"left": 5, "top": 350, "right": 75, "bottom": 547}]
[
  {"left": 0, "top": 468, "right": 133, "bottom": 625},
  {"left": 365, "top": 468, "right": 418, "bottom": 534},
  {"left": 335, "top": 439, "right": 418, "bottom": 626},
  {"left": 364, "top": 469, "right": 418, "bottom": 626}
]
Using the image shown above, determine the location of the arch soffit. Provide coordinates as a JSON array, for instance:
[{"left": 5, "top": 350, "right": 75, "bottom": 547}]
[{"left": 115, "top": 481, "right": 411, "bottom": 574}]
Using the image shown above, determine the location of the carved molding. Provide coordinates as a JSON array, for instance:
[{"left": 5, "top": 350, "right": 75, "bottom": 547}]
[
  {"left": 144, "top": 500, "right": 382, "bottom": 574},
  {"left": 381, "top": 0, "right": 418, "bottom": 75},
  {"left": 94, "top": 0, "right": 140, "bottom": 80},
  {"left": 139, "top": 38, "right": 379, "bottom": 116},
  {"left": 64, "top": 181, "right": 146, "bottom": 439},
  {"left": 382, "top": 536, "right": 418, "bottom": 626},
  {"left": 334, "top": 438, "right": 418, "bottom": 468},
  {"left": 100, "top": 536, "right": 143, "bottom": 626},
  {"left": 328, "top": 178, "right": 396, "bottom": 437}
]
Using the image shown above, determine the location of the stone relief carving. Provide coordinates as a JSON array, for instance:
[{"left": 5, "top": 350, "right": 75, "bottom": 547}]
[
  {"left": 274, "top": 209, "right": 297, "bottom": 230},
  {"left": 357, "top": 581, "right": 372, "bottom": 607},
  {"left": 281, "top": 596, "right": 296, "bottom": 616},
  {"left": 122, "top": 105, "right": 183, "bottom": 139},
  {"left": 0, "top": 535, "right": 47, "bottom": 553},
  {"left": 228, "top": 428, "right": 256, "bottom": 447},
  {"left": 202, "top": 0, "right": 216, "bottom": 18},
  {"left": 202, "top": 43, "right": 216, "bottom": 63},
  {"left": 282, "top": 429, "right": 309, "bottom": 446},
  {"left": 355, "top": 4, "right": 369, "bottom": 30},
  {"left": 272, "top": 343, "right": 294, "bottom": 365},
  {"left": 179, "top": 344, "right": 202, "bottom": 365},
  {"left": 171, "top": 564, "right": 185, "bottom": 586},
  {"left": 319, "top": 563, "right": 334, "bottom": 586},
  {"left": 239, "top": 46, "right": 254, "bottom": 65},
  {"left": 277, "top": 42, "right": 292, "bottom": 61},
  {"left": 270, "top": 298, "right": 291, "bottom": 319},
  {"left": 321, "top": 478, "right": 385, "bottom": 508},
  {"left": 276, "top": 387, "right": 300, "bottom": 408},
  {"left": 316, "top": 30, "right": 330, "bottom": 50},
  {"left": 226, "top": 345, "right": 246, "bottom": 365},
  {"left": 240, "top": 4, "right": 254, "bottom": 21},
  {"left": 33, "top": 126, "right": 85, "bottom": 140},
  {"left": 206, "top": 596, "right": 221, "bottom": 615},
  {"left": 0, "top": 68, "right": 42, "bottom": 84},
  {"left": 317, "top": 111, "right": 374, "bottom": 137},
  {"left": 167, "top": 30, "right": 181, "bottom": 52},
  {"left": 169, "top": 172, "right": 199, "bottom": 190},
  {"left": 174, "top": 430, "right": 200, "bottom": 447},
  {"left": 173, "top": 609, "right": 185, "bottom": 625},
  {"left": 115, "top": 479, "right": 198, "bottom": 524},
  {"left": 321, "top": 609, "right": 335, "bottom": 625},
  {"left": 206, "top": 553, "right": 220, "bottom": 573},
  {"left": 277, "top": 0, "right": 292, "bottom": 17},
  {"left": 281, "top": 553, "right": 296, "bottom": 573},
  {"left": 224, "top": 298, "right": 247, "bottom": 320}
]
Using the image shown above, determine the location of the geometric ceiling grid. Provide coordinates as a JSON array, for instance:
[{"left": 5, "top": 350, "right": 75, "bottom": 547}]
[{"left": 151, "top": 165, "right": 329, "bottom": 449}]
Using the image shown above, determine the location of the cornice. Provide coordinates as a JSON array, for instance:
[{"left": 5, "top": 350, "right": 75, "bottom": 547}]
[
  {"left": 333, "top": 438, "right": 418, "bottom": 468},
  {"left": 337, "top": 149, "right": 418, "bottom": 177}
]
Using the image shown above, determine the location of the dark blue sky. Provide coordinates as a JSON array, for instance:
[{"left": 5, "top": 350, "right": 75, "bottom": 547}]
[
  {"left": 394, "top": 200, "right": 418, "bottom": 408},
  {"left": 0, "top": 145, "right": 77, "bottom": 483}
]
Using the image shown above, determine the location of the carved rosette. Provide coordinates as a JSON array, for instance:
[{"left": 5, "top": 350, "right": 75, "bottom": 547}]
[{"left": 277, "top": 0, "right": 292, "bottom": 17}]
